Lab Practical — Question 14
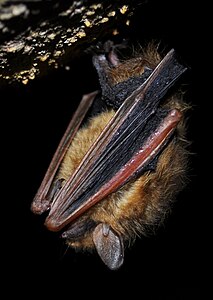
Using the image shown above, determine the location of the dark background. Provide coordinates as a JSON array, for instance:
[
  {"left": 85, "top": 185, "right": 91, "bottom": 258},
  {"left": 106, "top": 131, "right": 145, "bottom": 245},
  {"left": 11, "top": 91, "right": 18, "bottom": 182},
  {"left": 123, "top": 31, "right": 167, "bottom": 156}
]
[{"left": 3, "top": 0, "right": 203, "bottom": 298}]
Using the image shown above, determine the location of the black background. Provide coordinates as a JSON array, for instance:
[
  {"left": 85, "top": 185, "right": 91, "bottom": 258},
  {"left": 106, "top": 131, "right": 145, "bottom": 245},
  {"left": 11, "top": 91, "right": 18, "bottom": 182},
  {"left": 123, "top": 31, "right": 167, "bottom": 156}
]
[{"left": 3, "top": 0, "right": 204, "bottom": 298}]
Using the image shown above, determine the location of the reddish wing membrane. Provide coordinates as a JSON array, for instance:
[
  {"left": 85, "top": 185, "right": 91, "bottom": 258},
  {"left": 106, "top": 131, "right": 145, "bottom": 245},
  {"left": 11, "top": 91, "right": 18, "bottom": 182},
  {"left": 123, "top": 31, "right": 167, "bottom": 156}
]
[
  {"left": 41, "top": 49, "right": 186, "bottom": 231},
  {"left": 46, "top": 109, "right": 181, "bottom": 231},
  {"left": 31, "top": 91, "right": 98, "bottom": 214}
]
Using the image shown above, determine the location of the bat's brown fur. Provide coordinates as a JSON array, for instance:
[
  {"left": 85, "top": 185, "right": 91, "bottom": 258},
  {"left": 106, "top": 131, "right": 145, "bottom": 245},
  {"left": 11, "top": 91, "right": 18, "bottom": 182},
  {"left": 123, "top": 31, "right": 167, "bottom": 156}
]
[{"left": 58, "top": 45, "right": 189, "bottom": 252}]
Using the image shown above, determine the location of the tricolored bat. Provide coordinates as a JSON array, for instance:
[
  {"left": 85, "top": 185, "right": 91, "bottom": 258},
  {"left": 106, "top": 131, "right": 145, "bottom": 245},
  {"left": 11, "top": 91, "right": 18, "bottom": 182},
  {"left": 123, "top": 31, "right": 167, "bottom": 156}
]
[{"left": 31, "top": 41, "right": 189, "bottom": 270}]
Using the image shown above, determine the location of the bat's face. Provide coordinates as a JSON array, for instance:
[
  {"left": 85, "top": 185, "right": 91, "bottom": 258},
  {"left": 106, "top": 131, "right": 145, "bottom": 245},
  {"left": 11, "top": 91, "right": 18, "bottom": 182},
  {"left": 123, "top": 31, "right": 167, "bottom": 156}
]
[{"left": 31, "top": 41, "right": 189, "bottom": 270}]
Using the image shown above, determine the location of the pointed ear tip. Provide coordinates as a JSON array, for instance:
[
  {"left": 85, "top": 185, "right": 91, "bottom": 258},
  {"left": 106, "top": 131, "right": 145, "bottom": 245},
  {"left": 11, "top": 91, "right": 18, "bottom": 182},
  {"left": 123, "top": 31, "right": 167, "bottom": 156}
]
[{"left": 107, "top": 258, "right": 124, "bottom": 271}]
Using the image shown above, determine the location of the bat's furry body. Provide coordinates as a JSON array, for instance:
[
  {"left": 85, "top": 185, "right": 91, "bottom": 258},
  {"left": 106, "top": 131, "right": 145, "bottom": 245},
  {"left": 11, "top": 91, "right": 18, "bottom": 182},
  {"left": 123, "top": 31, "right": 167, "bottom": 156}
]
[
  {"left": 58, "top": 45, "right": 189, "bottom": 249},
  {"left": 32, "top": 42, "right": 189, "bottom": 269}
]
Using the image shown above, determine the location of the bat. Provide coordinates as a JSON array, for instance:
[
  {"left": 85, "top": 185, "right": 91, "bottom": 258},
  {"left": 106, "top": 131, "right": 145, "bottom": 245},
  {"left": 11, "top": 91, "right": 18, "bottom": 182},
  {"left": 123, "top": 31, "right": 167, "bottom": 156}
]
[{"left": 31, "top": 40, "right": 189, "bottom": 270}]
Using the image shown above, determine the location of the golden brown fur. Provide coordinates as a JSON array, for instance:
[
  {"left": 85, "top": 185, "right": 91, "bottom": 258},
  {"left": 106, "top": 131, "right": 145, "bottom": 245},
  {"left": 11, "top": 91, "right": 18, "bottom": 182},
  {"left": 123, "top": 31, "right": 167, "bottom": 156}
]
[{"left": 58, "top": 45, "right": 189, "bottom": 251}]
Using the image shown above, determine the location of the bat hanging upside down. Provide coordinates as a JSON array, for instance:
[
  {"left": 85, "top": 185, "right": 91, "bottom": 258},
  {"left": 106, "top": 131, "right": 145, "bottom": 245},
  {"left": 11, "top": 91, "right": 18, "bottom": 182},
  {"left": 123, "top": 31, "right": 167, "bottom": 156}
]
[{"left": 31, "top": 41, "right": 189, "bottom": 270}]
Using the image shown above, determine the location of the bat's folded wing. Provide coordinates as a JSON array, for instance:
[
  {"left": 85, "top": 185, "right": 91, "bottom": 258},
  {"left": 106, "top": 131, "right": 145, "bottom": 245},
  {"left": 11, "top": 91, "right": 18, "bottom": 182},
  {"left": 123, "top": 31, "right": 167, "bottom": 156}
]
[{"left": 41, "top": 49, "right": 186, "bottom": 232}]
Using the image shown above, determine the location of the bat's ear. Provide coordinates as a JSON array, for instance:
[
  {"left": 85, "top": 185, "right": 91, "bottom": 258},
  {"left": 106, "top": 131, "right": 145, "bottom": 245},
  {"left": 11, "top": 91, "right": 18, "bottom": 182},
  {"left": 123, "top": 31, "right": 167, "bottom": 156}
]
[{"left": 92, "top": 223, "right": 124, "bottom": 270}]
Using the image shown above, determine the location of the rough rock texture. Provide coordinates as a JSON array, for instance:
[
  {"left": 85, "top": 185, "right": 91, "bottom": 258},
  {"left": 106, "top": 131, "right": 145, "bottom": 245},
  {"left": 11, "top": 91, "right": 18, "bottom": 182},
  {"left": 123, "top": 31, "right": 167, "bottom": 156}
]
[{"left": 0, "top": 0, "right": 140, "bottom": 86}]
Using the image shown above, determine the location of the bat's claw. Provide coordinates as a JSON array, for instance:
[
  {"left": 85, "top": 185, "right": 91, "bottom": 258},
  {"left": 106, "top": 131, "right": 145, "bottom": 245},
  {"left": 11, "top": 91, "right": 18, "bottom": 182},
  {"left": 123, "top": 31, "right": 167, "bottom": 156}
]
[{"left": 31, "top": 199, "right": 50, "bottom": 215}]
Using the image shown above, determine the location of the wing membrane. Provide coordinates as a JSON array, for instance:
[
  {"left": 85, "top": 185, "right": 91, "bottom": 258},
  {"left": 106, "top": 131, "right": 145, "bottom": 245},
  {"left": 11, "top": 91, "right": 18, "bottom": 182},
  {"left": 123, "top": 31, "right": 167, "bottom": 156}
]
[
  {"left": 44, "top": 49, "right": 186, "bottom": 231},
  {"left": 31, "top": 91, "right": 98, "bottom": 214}
]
